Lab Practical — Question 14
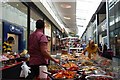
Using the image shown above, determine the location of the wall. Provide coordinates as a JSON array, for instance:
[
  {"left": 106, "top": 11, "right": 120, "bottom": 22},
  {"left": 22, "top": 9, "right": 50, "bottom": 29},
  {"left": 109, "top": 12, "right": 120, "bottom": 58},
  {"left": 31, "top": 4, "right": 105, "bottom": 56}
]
[
  {"left": 0, "top": 21, "right": 2, "bottom": 53},
  {"left": 2, "top": 2, "right": 28, "bottom": 51}
]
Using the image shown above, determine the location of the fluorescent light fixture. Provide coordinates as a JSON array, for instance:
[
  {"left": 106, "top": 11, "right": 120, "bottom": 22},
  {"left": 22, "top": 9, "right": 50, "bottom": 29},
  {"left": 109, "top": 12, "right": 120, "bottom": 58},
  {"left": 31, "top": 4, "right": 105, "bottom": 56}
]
[
  {"left": 16, "top": 4, "right": 19, "bottom": 6},
  {"left": 77, "top": 25, "right": 83, "bottom": 27},
  {"left": 64, "top": 16, "right": 71, "bottom": 20},
  {"left": 76, "top": 18, "right": 86, "bottom": 20},
  {"left": 60, "top": 4, "right": 71, "bottom": 8}
]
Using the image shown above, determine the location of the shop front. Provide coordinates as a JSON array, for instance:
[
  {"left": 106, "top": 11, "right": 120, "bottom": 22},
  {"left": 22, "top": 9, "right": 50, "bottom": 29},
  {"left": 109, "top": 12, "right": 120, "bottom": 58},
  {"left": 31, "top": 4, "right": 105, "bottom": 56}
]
[
  {"left": 108, "top": 0, "right": 120, "bottom": 56},
  {"left": 1, "top": 1, "right": 28, "bottom": 79},
  {"left": 2, "top": 1, "right": 28, "bottom": 52},
  {"left": 3, "top": 21, "right": 24, "bottom": 52},
  {"left": 98, "top": 19, "right": 108, "bottom": 46},
  {"left": 0, "top": 1, "right": 64, "bottom": 79},
  {"left": 45, "top": 20, "right": 52, "bottom": 53}
]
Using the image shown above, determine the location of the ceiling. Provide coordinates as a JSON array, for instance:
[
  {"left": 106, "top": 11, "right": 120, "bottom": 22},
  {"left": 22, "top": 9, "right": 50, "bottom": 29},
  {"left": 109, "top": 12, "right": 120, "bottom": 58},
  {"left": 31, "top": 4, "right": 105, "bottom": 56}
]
[
  {"left": 48, "top": 0, "right": 102, "bottom": 37},
  {"left": 6, "top": 0, "right": 102, "bottom": 37},
  {"left": 53, "top": 2, "right": 77, "bottom": 33}
]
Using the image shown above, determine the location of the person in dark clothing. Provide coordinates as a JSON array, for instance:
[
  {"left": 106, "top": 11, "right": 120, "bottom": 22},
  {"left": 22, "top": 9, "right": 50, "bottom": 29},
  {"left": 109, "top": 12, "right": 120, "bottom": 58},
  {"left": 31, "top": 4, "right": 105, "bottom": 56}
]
[
  {"left": 102, "top": 44, "right": 112, "bottom": 60},
  {"left": 98, "top": 43, "right": 102, "bottom": 51},
  {"left": 103, "top": 44, "right": 107, "bottom": 53},
  {"left": 81, "top": 41, "right": 86, "bottom": 50}
]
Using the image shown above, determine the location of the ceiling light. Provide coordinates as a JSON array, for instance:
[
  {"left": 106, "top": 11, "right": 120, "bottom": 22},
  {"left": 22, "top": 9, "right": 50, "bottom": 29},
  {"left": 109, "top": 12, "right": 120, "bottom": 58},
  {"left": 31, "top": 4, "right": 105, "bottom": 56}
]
[
  {"left": 16, "top": 4, "right": 19, "bottom": 6},
  {"left": 77, "top": 25, "right": 83, "bottom": 27},
  {"left": 60, "top": 4, "right": 71, "bottom": 8},
  {"left": 76, "top": 18, "right": 86, "bottom": 20},
  {"left": 64, "top": 16, "right": 71, "bottom": 20}
]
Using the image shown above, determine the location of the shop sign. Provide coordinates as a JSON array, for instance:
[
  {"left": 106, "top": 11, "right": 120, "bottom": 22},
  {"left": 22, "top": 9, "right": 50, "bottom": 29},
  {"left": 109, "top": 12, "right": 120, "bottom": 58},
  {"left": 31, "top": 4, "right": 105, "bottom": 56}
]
[{"left": 10, "top": 25, "right": 22, "bottom": 34}]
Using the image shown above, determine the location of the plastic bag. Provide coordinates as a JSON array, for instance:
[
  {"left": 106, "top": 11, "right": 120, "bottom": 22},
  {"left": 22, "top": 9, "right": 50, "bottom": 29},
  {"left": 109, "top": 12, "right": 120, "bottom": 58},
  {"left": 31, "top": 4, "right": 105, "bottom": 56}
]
[{"left": 20, "top": 62, "right": 31, "bottom": 78}]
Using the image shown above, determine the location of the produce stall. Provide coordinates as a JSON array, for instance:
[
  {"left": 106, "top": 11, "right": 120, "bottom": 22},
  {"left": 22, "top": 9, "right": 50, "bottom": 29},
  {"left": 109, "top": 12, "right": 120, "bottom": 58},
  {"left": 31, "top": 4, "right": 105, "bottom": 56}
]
[
  {"left": 47, "top": 53, "right": 119, "bottom": 80},
  {"left": 0, "top": 50, "right": 29, "bottom": 79}
]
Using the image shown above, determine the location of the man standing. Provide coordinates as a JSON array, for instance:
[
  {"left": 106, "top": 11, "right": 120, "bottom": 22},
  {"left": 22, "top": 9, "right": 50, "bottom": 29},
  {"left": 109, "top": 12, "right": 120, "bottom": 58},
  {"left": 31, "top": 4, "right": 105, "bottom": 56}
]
[{"left": 29, "top": 19, "right": 59, "bottom": 79}]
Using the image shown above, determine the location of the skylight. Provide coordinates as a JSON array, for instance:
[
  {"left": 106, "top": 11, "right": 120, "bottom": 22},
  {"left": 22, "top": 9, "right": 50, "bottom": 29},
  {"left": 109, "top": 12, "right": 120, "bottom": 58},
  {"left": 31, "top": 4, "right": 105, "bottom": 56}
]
[{"left": 76, "top": 0, "right": 102, "bottom": 37}]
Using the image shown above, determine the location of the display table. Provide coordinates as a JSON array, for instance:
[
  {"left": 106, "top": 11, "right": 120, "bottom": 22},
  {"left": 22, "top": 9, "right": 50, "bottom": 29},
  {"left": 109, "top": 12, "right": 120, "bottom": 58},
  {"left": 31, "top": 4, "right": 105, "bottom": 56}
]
[
  {"left": 0, "top": 57, "right": 30, "bottom": 80},
  {"left": 1, "top": 62, "right": 23, "bottom": 79},
  {"left": 48, "top": 54, "right": 118, "bottom": 80}
]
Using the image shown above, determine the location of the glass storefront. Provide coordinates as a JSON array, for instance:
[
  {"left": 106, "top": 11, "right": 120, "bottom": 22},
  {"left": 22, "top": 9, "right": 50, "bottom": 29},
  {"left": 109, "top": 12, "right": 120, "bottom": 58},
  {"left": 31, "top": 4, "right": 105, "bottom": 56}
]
[
  {"left": 56, "top": 30, "right": 61, "bottom": 53},
  {"left": 45, "top": 20, "right": 51, "bottom": 52},
  {"left": 108, "top": 0, "right": 120, "bottom": 55},
  {"left": 1, "top": 1, "right": 63, "bottom": 54},
  {"left": 30, "top": 8, "right": 43, "bottom": 33},
  {"left": 2, "top": 2, "right": 28, "bottom": 52},
  {"left": 51, "top": 26, "right": 62, "bottom": 54},
  {"left": 51, "top": 26, "right": 57, "bottom": 54}
]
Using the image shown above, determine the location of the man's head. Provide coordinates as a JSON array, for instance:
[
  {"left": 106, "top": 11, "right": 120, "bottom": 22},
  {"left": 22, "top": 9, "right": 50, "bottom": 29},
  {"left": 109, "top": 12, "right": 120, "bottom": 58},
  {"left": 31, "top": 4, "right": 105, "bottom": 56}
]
[
  {"left": 8, "top": 36, "right": 14, "bottom": 44},
  {"left": 36, "top": 19, "right": 45, "bottom": 29}
]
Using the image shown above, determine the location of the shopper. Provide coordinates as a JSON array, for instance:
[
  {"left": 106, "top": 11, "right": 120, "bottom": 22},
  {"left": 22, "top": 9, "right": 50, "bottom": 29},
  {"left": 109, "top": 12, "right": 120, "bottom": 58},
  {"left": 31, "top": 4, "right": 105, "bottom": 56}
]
[
  {"left": 102, "top": 44, "right": 113, "bottom": 60},
  {"left": 28, "top": 19, "right": 59, "bottom": 79},
  {"left": 3, "top": 36, "right": 15, "bottom": 53},
  {"left": 98, "top": 42, "right": 102, "bottom": 51},
  {"left": 82, "top": 40, "right": 101, "bottom": 59},
  {"left": 81, "top": 41, "right": 87, "bottom": 50}
]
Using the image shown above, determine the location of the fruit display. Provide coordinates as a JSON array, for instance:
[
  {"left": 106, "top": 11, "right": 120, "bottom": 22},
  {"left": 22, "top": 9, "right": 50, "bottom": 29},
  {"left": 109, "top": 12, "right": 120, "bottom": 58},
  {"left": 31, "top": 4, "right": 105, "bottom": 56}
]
[
  {"left": 82, "top": 66, "right": 97, "bottom": 71},
  {"left": 53, "top": 70, "right": 76, "bottom": 79},
  {"left": 81, "top": 61, "right": 94, "bottom": 66},
  {"left": 48, "top": 65, "right": 61, "bottom": 71},
  {"left": 7, "top": 54, "right": 15, "bottom": 59},
  {"left": 62, "top": 62, "right": 79, "bottom": 70},
  {"left": 86, "top": 75, "right": 113, "bottom": 80},
  {"left": 0, "top": 55, "right": 9, "bottom": 61},
  {"left": 101, "top": 60, "right": 111, "bottom": 66},
  {"left": 61, "top": 54, "right": 78, "bottom": 61},
  {"left": 95, "top": 77, "right": 113, "bottom": 80},
  {"left": 47, "top": 53, "right": 117, "bottom": 80}
]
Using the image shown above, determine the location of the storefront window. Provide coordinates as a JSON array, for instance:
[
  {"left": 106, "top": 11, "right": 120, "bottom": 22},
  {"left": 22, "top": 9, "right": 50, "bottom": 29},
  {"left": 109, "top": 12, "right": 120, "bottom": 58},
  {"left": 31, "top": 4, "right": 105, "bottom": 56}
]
[
  {"left": 30, "top": 9, "right": 43, "bottom": 33},
  {"left": 2, "top": 2, "right": 28, "bottom": 52},
  {"left": 56, "top": 30, "right": 61, "bottom": 53},
  {"left": 44, "top": 20, "right": 51, "bottom": 53},
  {"left": 108, "top": 0, "right": 120, "bottom": 55},
  {"left": 51, "top": 25, "right": 62, "bottom": 54},
  {"left": 45, "top": 20, "right": 51, "bottom": 37},
  {"left": 51, "top": 26, "right": 56, "bottom": 54},
  {"left": 2, "top": 2, "right": 27, "bottom": 27}
]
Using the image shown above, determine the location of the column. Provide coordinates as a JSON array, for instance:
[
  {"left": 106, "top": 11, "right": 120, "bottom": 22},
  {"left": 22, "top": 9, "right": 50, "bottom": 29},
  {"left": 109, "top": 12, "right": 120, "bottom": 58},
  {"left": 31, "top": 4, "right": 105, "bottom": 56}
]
[{"left": 106, "top": 0, "right": 110, "bottom": 49}]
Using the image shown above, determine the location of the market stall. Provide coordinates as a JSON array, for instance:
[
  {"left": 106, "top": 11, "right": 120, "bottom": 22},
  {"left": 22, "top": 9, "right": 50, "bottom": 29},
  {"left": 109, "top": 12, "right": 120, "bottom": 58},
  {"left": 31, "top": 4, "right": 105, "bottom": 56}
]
[
  {"left": 47, "top": 53, "right": 119, "bottom": 80},
  {"left": 0, "top": 50, "right": 29, "bottom": 79}
]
